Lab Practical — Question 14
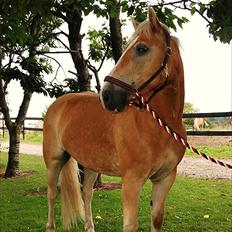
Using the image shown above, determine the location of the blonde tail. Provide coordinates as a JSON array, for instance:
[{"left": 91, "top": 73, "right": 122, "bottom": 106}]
[{"left": 60, "top": 157, "right": 85, "bottom": 230}]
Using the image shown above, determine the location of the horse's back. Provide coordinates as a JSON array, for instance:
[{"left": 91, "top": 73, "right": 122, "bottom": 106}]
[{"left": 44, "top": 91, "right": 102, "bottom": 126}]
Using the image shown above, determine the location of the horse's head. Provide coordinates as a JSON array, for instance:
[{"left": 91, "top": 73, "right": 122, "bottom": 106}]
[{"left": 100, "top": 7, "right": 173, "bottom": 113}]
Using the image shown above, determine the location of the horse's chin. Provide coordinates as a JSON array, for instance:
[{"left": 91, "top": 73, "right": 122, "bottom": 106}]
[{"left": 106, "top": 106, "right": 126, "bottom": 114}]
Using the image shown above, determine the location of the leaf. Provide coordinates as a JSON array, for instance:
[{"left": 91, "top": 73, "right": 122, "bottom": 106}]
[
  {"left": 120, "top": 1, "right": 128, "bottom": 13},
  {"left": 199, "top": 3, "right": 206, "bottom": 15},
  {"left": 191, "top": 7, "right": 196, "bottom": 15}
]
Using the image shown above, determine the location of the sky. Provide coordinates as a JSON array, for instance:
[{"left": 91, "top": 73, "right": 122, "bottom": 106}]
[{"left": 5, "top": 6, "right": 232, "bottom": 117}]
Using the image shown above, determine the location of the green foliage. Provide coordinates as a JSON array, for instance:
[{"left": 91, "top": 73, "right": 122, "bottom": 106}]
[
  {"left": 206, "top": 0, "right": 232, "bottom": 43},
  {"left": 87, "top": 26, "right": 112, "bottom": 62},
  {"left": 0, "top": 153, "right": 231, "bottom": 231},
  {"left": 120, "top": 0, "right": 231, "bottom": 43},
  {"left": 120, "top": 0, "right": 189, "bottom": 32},
  {"left": 0, "top": 0, "right": 62, "bottom": 94},
  {"left": 46, "top": 77, "right": 82, "bottom": 98}
]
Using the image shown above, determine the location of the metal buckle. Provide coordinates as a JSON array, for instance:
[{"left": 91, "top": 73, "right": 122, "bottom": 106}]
[{"left": 166, "top": 47, "right": 172, "bottom": 56}]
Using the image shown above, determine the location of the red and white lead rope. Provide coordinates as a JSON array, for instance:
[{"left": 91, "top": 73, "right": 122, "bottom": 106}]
[{"left": 130, "top": 93, "right": 232, "bottom": 170}]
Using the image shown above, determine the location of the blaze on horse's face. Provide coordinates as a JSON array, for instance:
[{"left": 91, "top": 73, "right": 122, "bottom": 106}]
[{"left": 100, "top": 8, "right": 168, "bottom": 112}]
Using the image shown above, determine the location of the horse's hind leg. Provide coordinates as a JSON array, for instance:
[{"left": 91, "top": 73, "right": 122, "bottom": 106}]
[
  {"left": 45, "top": 151, "right": 69, "bottom": 232},
  {"left": 82, "top": 168, "right": 98, "bottom": 232},
  {"left": 150, "top": 168, "right": 177, "bottom": 232}
]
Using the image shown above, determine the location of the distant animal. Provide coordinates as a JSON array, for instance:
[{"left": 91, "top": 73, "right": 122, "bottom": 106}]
[
  {"left": 194, "top": 118, "right": 209, "bottom": 130},
  {"left": 229, "top": 116, "right": 232, "bottom": 124},
  {"left": 43, "top": 7, "right": 186, "bottom": 232}
]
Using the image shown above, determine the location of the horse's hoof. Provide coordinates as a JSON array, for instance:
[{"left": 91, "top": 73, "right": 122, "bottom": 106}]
[
  {"left": 46, "top": 223, "right": 56, "bottom": 232},
  {"left": 85, "top": 225, "right": 95, "bottom": 232}
]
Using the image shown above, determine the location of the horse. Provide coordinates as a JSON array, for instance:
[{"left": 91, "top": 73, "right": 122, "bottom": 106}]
[
  {"left": 193, "top": 118, "right": 209, "bottom": 131},
  {"left": 43, "top": 7, "right": 186, "bottom": 232}
]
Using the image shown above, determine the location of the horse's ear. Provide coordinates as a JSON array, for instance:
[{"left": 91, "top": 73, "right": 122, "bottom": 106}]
[
  {"left": 131, "top": 17, "right": 140, "bottom": 30},
  {"left": 148, "top": 7, "right": 161, "bottom": 31}
]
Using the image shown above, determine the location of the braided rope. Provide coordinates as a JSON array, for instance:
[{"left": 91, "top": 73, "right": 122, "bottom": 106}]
[{"left": 130, "top": 93, "right": 232, "bottom": 170}]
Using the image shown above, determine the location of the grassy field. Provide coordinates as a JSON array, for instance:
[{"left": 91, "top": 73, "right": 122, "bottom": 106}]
[
  {"left": 185, "top": 146, "right": 232, "bottom": 159},
  {"left": 0, "top": 152, "right": 231, "bottom": 232},
  {"left": 1, "top": 131, "right": 43, "bottom": 144}
]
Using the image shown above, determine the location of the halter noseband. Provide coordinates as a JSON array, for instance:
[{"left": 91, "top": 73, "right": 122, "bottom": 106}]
[{"left": 104, "top": 30, "right": 172, "bottom": 107}]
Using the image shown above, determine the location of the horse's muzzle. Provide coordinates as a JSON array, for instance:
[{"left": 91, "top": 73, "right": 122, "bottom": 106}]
[{"left": 100, "top": 83, "right": 131, "bottom": 113}]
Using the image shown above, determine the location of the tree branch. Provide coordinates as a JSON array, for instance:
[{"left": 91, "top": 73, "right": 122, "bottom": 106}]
[
  {"left": 156, "top": 0, "right": 212, "bottom": 25},
  {"left": 87, "top": 61, "right": 101, "bottom": 93},
  {"left": 36, "top": 50, "right": 79, "bottom": 54},
  {"left": 68, "top": 70, "right": 78, "bottom": 77},
  {"left": 16, "top": 91, "right": 32, "bottom": 125},
  {"left": 157, "top": 0, "right": 186, "bottom": 7},
  {"left": 58, "top": 28, "right": 69, "bottom": 38},
  {"left": 41, "top": 54, "right": 67, "bottom": 80},
  {"left": 51, "top": 10, "right": 68, "bottom": 22},
  {"left": 54, "top": 36, "right": 70, "bottom": 50},
  {"left": 97, "top": 44, "right": 110, "bottom": 72}
]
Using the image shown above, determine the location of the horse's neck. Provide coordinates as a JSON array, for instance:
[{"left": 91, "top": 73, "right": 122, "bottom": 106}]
[{"left": 149, "top": 73, "right": 185, "bottom": 126}]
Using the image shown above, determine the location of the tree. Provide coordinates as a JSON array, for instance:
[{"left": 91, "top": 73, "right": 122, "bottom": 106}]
[
  {"left": 0, "top": 0, "right": 61, "bottom": 177},
  {"left": 49, "top": 0, "right": 124, "bottom": 97},
  {"left": 183, "top": 102, "right": 199, "bottom": 129}
]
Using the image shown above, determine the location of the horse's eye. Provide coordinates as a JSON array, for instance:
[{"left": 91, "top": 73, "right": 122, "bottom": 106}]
[{"left": 135, "top": 44, "right": 149, "bottom": 55}]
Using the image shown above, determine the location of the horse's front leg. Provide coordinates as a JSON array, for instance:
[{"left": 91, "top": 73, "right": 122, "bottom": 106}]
[
  {"left": 121, "top": 172, "right": 145, "bottom": 232},
  {"left": 150, "top": 168, "right": 177, "bottom": 232}
]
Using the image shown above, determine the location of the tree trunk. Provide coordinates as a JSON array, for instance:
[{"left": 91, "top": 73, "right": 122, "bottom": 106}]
[
  {"left": 1, "top": 77, "right": 32, "bottom": 177},
  {"left": 67, "top": 11, "right": 91, "bottom": 92},
  {"left": 109, "top": 0, "right": 123, "bottom": 63},
  {"left": 4, "top": 123, "right": 21, "bottom": 177}
]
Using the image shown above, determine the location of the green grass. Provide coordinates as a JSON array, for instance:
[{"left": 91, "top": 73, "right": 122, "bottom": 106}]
[
  {"left": 0, "top": 153, "right": 231, "bottom": 232},
  {"left": 2, "top": 131, "right": 43, "bottom": 144},
  {"left": 185, "top": 146, "right": 232, "bottom": 159}
]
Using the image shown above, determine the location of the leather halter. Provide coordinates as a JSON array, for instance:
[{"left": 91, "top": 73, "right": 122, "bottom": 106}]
[{"left": 104, "top": 30, "right": 172, "bottom": 105}]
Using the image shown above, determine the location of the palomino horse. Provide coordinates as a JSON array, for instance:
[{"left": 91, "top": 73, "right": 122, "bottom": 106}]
[{"left": 43, "top": 7, "right": 186, "bottom": 232}]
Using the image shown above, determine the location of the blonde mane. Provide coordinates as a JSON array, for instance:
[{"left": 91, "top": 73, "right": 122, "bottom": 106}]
[{"left": 127, "top": 19, "right": 180, "bottom": 48}]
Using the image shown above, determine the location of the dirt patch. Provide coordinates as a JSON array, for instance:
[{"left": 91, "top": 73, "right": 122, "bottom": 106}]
[
  {"left": 0, "top": 171, "right": 35, "bottom": 179},
  {"left": 24, "top": 183, "right": 121, "bottom": 196},
  {"left": 187, "top": 136, "right": 232, "bottom": 146},
  {"left": 180, "top": 136, "right": 232, "bottom": 180},
  {"left": 24, "top": 187, "right": 48, "bottom": 196},
  {"left": 95, "top": 183, "right": 121, "bottom": 191},
  {"left": 178, "top": 157, "right": 232, "bottom": 180}
]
